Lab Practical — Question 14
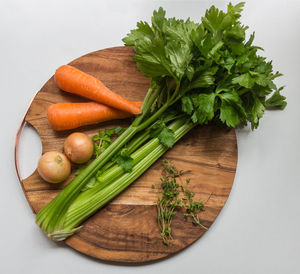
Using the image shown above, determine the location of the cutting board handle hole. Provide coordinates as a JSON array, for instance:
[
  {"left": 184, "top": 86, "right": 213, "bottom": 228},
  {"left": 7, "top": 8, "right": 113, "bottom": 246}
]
[{"left": 15, "top": 122, "right": 42, "bottom": 180}]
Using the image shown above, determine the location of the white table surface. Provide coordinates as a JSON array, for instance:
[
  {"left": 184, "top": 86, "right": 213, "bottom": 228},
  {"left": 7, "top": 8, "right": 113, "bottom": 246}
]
[{"left": 1, "top": 0, "right": 300, "bottom": 273}]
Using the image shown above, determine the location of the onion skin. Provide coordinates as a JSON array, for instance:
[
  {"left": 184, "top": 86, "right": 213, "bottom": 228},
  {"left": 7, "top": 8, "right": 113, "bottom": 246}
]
[
  {"left": 64, "top": 132, "right": 94, "bottom": 164},
  {"left": 37, "top": 151, "right": 71, "bottom": 183}
]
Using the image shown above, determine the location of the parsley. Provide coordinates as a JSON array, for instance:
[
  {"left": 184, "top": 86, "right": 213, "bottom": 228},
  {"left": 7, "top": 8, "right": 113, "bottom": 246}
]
[
  {"left": 266, "top": 86, "right": 287, "bottom": 110},
  {"left": 116, "top": 148, "right": 134, "bottom": 172},
  {"left": 93, "top": 126, "right": 126, "bottom": 157},
  {"left": 150, "top": 121, "right": 175, "bottom": 148},
  {"left": 123, "top": 2, "right": 287, "bottom": 130}
]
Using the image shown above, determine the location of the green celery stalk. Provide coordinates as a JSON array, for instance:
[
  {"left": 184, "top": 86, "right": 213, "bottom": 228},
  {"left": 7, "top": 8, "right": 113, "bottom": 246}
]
[
  {"left": 36, "top": 125, "right": 138, "bottom": 235},
  {"left": 95, "top": 118, "right": 186, "bottom": 190},
  {"left": 93, "top": 128, "right": 152, "bottom": 176},
  {"left": 36, "top": 85, "right": 176, "bottom": 237},
  {"left": 48, "top": 119, "right": 195, "bottom": 241}
]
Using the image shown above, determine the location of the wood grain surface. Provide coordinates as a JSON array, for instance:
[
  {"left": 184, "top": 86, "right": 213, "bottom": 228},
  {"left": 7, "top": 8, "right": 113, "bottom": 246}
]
[{"left": 19, "top": 46, "right": 237, "bottom": 264}]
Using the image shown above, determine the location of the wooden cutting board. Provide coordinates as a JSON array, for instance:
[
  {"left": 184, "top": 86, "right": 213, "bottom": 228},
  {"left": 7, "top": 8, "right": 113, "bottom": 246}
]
[{"left": 16, "top": 46, "right": 237, "bottom": 264}]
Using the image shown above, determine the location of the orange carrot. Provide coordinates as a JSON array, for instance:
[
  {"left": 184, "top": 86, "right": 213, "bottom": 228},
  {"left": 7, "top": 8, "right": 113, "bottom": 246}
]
[
  {"left": 54, "top": 65, "right": 141, "bottom": 115},
  {"left": 48, "top": 101, "right": 142, "bottom": 131}
]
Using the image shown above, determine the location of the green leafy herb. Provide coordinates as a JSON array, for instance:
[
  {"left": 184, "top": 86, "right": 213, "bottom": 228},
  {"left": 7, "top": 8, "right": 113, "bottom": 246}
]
[
  {"left": 150, "top": 121, "right": 175, "bottom": 148},
  {"left": 266, "top": 86, "right": 287, "bottom": 110},
  {"left": 123, "top": 2, "right": 287, "bottom": 129},
  {"left": 116, "top": 148, "right": 134, "bottom": 172},
  {"left": 181, "top": 185, "right": 207, "bottom": 229},
  {"left": 93, "top": 126, "right": 126, "bottom": 157},
  {"left": 114, "top": 126, "right": 127, "bottom": 136}
]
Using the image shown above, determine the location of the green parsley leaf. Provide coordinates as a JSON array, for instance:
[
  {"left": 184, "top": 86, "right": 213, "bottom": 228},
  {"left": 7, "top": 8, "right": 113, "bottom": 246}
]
[
  {"left": 227, "top": 2, "right": 245, "bottom": 20},
  {"left": 225, "top": 23, "right": 246, "bottom": 41},
  {"left": 159, "top": 127, "right": 175, "bottom": 148},
  {"left": 133, "top": 38, "right": 171, "bottom": 78},
  {"left": 93, "top": 142, "right": 100, "bottom": 157},
  {"left": 192, "top": 93, "right": 216, "bottom": 124},
  {"left": 93, "top": 126, "right": 126, "bottom": 157},
  {"left": 123, "top": 2, "right": 286, "bottom": 131},
  {"left": 150, "top": 121, "right": 165, "bottom": 138},
  {"left": 189, "top": 71, "right": 215, "bottom": 89},
  {"left": 232, "top": 73, "right": 255, "bottom": 88},
  {"left": 220, "top": 100, "right": 243, "bottom": 127},
  {"left": 105, "top": 128, "right": 116, "bottom": 137},
  {"left": 191, "top": 25, "right": 206, "bottom": 52},
  {"left": 218, "top": 91, "right": 247, "bottom": 127},
  {"left": 266, "top": 87, "right": 287, "bottom": 110},
  {"left": 152, "top": 7, "right": 166, "bottom": 31},
  {"left": 100, "top": 140, "right": 110, "bottom": 152},
  {"left": 201, "top": 5, "right": 226, "bottom": 34},
  {"left": 150, "top": 120, "right": 175, "bottom": 148},
  {"left": 166, "top": 41, "right": 193, "bottom": 80},
  {"left": 250, "top": 94, "right": 265, "bottom": 129},
  {"left": 181, "top": 96, "right": 194, "bottom": 115},
  {"left": 122, "top": 21, "right": 153, "bottom": 46},
  {"left": 116, "top": 148, "right": 134, "bottom": 172},
  {"left": 165, "top": 17, "right": 198, "bottom": 47},
  {"left": 114, "top": 126, "right": 126, "bottom": 136}
]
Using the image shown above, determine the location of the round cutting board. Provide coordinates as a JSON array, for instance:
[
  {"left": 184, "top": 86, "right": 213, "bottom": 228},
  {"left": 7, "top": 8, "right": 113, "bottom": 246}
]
[{"left": 16, "top": 46, "right": 237, "bottom": 264}]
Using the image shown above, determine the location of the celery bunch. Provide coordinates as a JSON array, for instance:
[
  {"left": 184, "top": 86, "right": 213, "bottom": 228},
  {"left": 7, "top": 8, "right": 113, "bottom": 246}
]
[{"left": 36, "top": 2, "right": 286, "bottom": 241}]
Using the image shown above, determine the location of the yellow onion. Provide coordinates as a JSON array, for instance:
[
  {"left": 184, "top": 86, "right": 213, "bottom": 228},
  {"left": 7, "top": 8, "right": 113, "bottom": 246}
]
[
  {"left": 37, "top": 151, "right": 71, "bottom": 183},
  {"left": 64, "top": 132, "right": 94, "bottom": 164}
]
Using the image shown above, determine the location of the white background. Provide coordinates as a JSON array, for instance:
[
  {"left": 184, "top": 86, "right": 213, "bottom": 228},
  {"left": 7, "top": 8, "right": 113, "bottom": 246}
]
[{"left": 1, "top": 0, "right": 300, "bottom": 273}]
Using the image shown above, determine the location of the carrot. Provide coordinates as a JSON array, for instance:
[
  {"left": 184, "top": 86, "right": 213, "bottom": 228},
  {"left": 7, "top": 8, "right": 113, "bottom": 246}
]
[
  {"left": 48, "top": 101, "right": 142, "bottom": 131},
  {"left": 54, "top": 65, "right": 142, "bottom": 115}
]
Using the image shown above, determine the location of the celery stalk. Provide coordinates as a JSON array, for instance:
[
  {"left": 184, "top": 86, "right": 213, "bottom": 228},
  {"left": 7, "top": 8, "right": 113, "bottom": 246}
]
[{"left": 48, "top": 120, "right": 195, "bottom": 241}]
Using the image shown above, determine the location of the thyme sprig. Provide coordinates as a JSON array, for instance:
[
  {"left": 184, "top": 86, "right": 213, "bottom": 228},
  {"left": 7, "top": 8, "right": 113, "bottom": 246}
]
[{"left": 156, "top": 159, "right": 207, "bottom": 246}]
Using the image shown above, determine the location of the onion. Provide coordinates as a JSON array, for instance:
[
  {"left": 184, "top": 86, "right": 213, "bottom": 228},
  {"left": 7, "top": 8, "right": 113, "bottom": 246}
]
[
  {"left": 64, "top": 132, "right": 94, "bottom": 164},
  {"left": 37, "top": 151, "right": 71, "bottom": 183}
]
